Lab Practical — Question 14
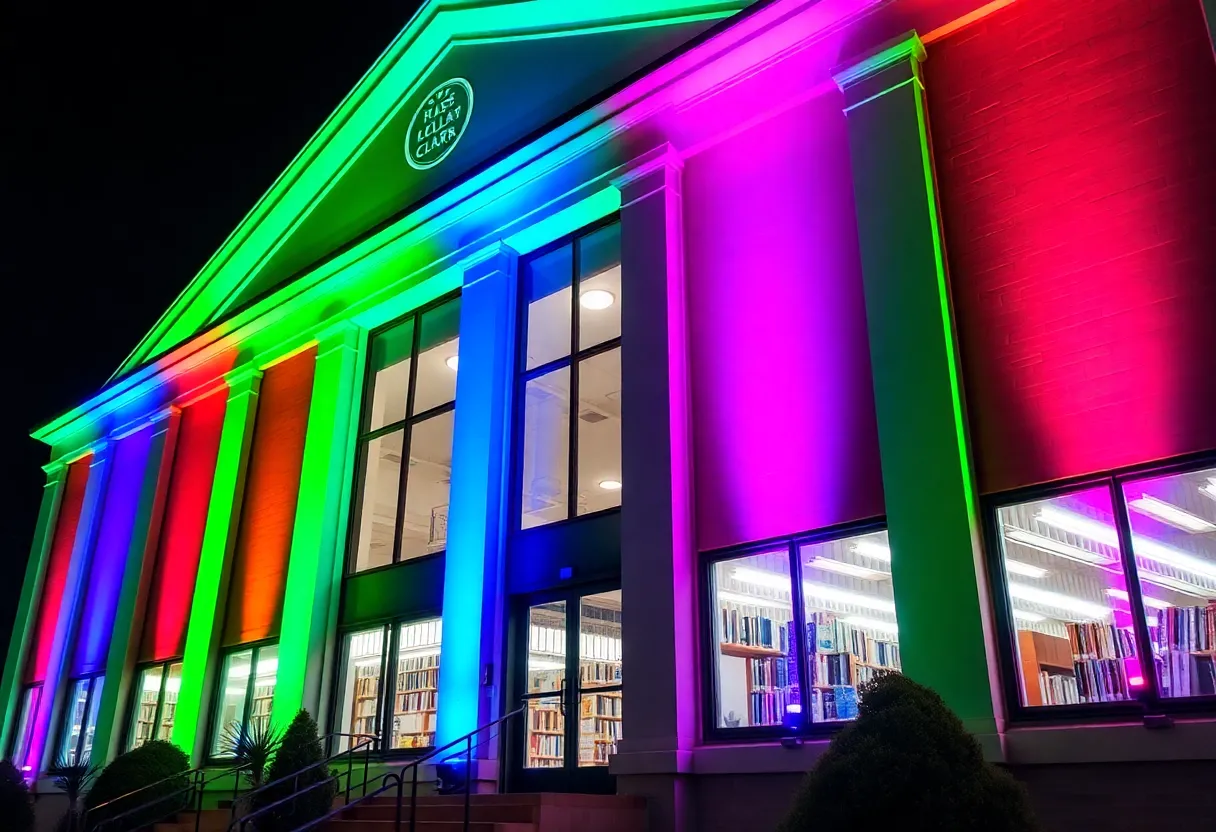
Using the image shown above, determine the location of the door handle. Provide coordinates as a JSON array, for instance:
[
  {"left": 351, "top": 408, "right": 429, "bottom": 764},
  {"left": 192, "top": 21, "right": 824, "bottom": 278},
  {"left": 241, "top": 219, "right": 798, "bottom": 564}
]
[{"left": 559, "top": 678, "right": 566, "bottom": 716}]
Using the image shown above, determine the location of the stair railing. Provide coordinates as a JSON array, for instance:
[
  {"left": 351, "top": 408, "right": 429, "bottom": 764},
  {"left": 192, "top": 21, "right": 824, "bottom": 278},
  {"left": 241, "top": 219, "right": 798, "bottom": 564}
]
[
  {"left": 225, "top": 732, "right": 377, "bottom": 831},
  {"left": 86, "top": 761, "right": 249, "bottom": 832},
  {"left": 289, "top": 702, "right": 526, "bottom": 832}
]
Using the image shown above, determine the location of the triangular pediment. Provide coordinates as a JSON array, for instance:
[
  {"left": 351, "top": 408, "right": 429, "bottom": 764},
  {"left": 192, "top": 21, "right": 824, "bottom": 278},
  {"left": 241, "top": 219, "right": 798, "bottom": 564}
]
[{"left": 117, "top": 0, "right": 751, "bottom": 379}]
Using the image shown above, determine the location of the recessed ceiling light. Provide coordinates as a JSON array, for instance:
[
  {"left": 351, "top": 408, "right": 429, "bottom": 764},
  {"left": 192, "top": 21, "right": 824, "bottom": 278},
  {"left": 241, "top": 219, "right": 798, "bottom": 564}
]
[
  {"left": 598, "top": 479, "right": 622, "bottom": 491},
  {"left": 445, "top": 355, "right": 459, "bottom": 371},
  {"left": 852, "top": 539, "right": 892, "bottom": 562},
  {"left": 580, "top": 289, "right": 615, "bottom": 310},
  {"left": 1130, "top": 494, "right": 1216, "bottom": 533},
  {"left": 1005, "top": 559, "right": 1048, "bottom": 579},
  {"left": 808, "top": 557, "right": 890, "bottom": 581}
]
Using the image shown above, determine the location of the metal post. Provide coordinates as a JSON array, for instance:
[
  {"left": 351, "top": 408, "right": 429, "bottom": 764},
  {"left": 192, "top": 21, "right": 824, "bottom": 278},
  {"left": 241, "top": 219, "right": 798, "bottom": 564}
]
[
  {"left": 394, "top": 773, "right": 404, "bottom": 832},
  {"left": 362, "top": 744, "right": 370, "bottom": 797},
  {"left": 463, "top": 737, "right": 473, "bottom": 832},
  {"left": 409, "top": 761, "right": 419, "bottom": 832},
  {"left": 346, "top": 748, "right": 353, "bottom": 804}
]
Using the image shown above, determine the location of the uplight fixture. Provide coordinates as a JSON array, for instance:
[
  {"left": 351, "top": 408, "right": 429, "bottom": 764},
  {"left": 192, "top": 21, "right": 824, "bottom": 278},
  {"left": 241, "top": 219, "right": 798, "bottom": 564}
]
[
  {"left": 580, "top": 289, "right": 615, "bottom": 310},
  {"left": 1129, "top": 494, "right": 1215, "bottom": 533}
]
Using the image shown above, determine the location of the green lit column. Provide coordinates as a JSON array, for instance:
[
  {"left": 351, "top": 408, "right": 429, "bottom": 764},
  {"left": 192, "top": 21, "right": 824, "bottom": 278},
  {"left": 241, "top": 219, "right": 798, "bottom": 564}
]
[
  {"left": 0, "top": 463, "right": 66, "bottom": 755},
  {"left": 274, "top": 325, "right": 363, "bottom": 725},
  {"left": 834, "top": 34, "right": 1001, "bottom": 739},
  {"left": 91, "top": 409, "right": 181, "bottom": 762},
  {"left": 173, "top": 370, "right": 262, "bottom": 762}
]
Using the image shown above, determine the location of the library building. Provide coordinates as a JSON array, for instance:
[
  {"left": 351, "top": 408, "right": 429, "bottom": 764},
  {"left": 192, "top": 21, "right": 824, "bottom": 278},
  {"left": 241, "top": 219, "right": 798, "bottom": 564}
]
[{"left": 6, "top": 0, "right": 1216, "bottom": 829}]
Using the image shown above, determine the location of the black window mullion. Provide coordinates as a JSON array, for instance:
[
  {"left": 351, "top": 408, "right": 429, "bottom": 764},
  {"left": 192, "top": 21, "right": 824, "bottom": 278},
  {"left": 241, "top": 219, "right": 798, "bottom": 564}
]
[
  {"left": 568, "top": 243, "right": 581, "bottom": 520},
  {"left": 242, "top": 648, "right": 258, "bottom": 734},
  {"left": 382, "top": 624, "right": 400, "bottom": 752},
  {"left": 1109, "top": 480, "right": 1163, "bottom": 707},
  {"left": 392, "top": 314, "right": 424, "bottom": 565},
  {"left": 786, "top": 542, "right": 812, "bottom": 732},
  {"left": 151, "top": 661, "right": 170, "bottom": 741},
  {"left": 76, "top": 676, "right": 97, "bottom": 762},
  {"left": 407, "top": 399, "right": 455, "bottom": 427}
]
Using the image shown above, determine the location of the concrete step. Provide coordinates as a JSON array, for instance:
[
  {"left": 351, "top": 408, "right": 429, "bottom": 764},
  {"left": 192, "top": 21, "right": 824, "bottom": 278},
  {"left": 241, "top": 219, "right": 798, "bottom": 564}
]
[
  {"left": 153, "top": 808, "right": 234, "bottom": 832},
  {"left": 325, "top": 822, "right": 534, "bottom": 832},
  {"left": 340, "top": 802, "right": 538, "bottom": 823}
]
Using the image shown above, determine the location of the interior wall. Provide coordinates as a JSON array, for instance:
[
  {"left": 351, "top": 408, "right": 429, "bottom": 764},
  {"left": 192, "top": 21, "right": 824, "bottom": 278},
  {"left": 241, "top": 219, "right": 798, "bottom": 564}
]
[
  {"left": 684, "top": 90, "right": 884, "bottom": 552},
  {"left": 927, "top": 0, "right": 1216, "bottom": 494}
]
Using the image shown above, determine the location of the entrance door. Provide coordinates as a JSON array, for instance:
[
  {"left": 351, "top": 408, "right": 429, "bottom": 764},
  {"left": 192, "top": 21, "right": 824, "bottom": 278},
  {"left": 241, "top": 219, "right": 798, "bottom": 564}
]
[{"left": 509, "top": 587, "right": 622, "bottom": 793}]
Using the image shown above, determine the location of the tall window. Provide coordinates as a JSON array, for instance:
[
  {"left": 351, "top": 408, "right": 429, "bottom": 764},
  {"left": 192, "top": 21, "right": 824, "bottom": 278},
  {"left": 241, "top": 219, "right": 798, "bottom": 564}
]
[
  {"left": 209, "top": 644, "right": 278, "bottom": 758},
  {"left": 992, "top": 463, "right": 1216, "bottom": 713},
  {"left": 351, "top": 297, "right": 460, "bottom": 572},
  {"left": 8, "top": 684, "right": 41, "bottom": 771},
  {"left": 58, "top": 674, "right": 104, "bottom": 764},
  {"left": 519, "top": 222, "right": 622, "bottom": 528},
  {"left": 332, "top": 618, "right": 441, "bottom": 753},
  {"left": 706, "top": 529, "right": 902, "bottom": 736},
  {"left": 128, "top": 661, "right": 182, "bottom": 750}
]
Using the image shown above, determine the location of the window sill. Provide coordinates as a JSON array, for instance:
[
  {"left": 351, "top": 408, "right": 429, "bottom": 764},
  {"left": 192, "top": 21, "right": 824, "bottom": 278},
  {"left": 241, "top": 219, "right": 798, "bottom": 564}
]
[{"left": 1004, "top": 715, "right": 1216, "bottom": 764}]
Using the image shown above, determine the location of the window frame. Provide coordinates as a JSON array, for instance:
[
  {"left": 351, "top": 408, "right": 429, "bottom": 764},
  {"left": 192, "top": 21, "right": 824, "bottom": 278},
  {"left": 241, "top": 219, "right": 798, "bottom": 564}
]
[
  {"left": 346, "top": 291, "right": 462, "bottom": 575},
  {"left": 514, "top": 216, "right": 622, "bottom": 532},
  {"left": 7, "top": 683, "right": 42, "bottom": 770},
  {"left": 123, "top": 659, "right": 183, "bottom": 752},
  {"left": 700, "top": 517, "right": 890, "bottom": 744},
  {"left": 984, "top": 451, "right": 1216, "bottom": 723},
  {"left": 205, "top": 639, "right": 278, "bottom": 763},
  {"left": 327, "top": 614, "right": 443, "bottom": 758},
  {"left": 55, "top": 672, "right": 104, "bottom": 765}
]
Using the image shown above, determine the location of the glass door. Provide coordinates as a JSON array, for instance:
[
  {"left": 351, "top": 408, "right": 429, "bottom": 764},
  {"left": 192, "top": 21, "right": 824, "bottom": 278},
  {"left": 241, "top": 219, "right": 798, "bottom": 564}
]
[{"left": 511, "top": 587, "right": 622, "bottom": 792}]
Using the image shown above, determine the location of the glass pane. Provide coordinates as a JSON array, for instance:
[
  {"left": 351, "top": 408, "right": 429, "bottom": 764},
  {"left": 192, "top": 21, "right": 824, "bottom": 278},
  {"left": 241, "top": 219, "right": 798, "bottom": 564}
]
[
  {"left": 211, "top": 649, "right": 253, "bottom": 757},
  {"left": 577, "top": 223, "right": 621, "bottom": 351},
  {"left": 11, "top": 686, "right": 39, "bottom": 771},
  {"left": 998, "top": 488, "right": 1141, "bottom": 707},
  {"left": 521, "top": 367, "right": 570, "bottom": 528},
  {"left": 528, "top": 602, "right": 567, "bottom": 694},
  {"left": 131, "top": 666, "right": 164, "bottom": 750},
  {"left": 353, "top": 430, "right": 403, "bottom": 572},
  {"left": 159, "top": 664, "right": 182, "bottom": 742},
  {"left": 366, "top": 320, "right": 414, "bottom": 431},
  {"left": 799, "top": 532, "right": 901, "bottom": 724},
  {"left": 59, "top": 679, "right": 90, "bottom": 763},
  {"left": 1121, "top": 467, "right": 1216, "bottom": 699},
  {"left": 390, "top": 618, "right": 441, "bottom": 750},
  {"left": 337, "top": 629, "right": 384, "bottom": 752},
  {"left": 525, "top": 697, "right": 564, "bottom": 769},
  {"left": 576, "top": 349, "right": 621, "bottom": 516},
  {"left": 250, "top": 646, "right": 278, "bottom": 736},
  {"left": 81, "top": 677, "right": 104, "bottom": 761},
  {"left": 400, "top": 412, "right": 454, "bottom": 561},
  {"left": 525, "top": 244, "right": 573, "bottom": 370},
  {"left": 578, "top": 692, "right": 621, "bottom": 767},
  {"left": 579, "top": 591, "right": 622, "bottom": 689},
  {"left": 710, "top": 551, "right": 795, "bottom": 729},
  {"left": 413, "top": 299, "right": 461, "bottom": 415}
]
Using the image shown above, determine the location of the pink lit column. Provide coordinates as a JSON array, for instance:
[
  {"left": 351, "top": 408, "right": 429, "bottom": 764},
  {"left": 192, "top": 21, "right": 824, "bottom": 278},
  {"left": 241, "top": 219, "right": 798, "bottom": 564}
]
[{"left": 612, "top": 145, "right": 697, "bottom": 832}]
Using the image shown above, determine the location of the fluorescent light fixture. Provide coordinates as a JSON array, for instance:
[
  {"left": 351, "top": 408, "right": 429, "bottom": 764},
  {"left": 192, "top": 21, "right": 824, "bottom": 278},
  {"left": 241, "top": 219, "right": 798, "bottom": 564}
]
[
  {"left": 1012, "top": 608, "right": 1046, "bottom": 623},
  {"left": 1004, "top": 559, "right": 1048, "bottom": 579},
  {"left": 1201, "top": 479, "right": 1216, "bottom": 501},
  {"left": 580, "top": 289, "right": 615, "bottom": 310},
  {"left": 852, "top": 539, "right": 891, "bottom": 562},
  {"left": 1138, "top": 571, "right": 1214, "bottom": 600},
  {"left": 730, "top": 567, "right": 896, "bottom": 613},
  {"left": 445, "top": 355, "right": 459, "bottom": 371},
  {"left": 842, "top": 615, "right": 899, "bottom": 635},
  {"left": 1004, "top": 527, "right": 1113, "bottom": 566},
  {"left": 1129, "top": 494, "right": 1216, "bottom": 533},
  {"left": 1040, "top": 506, "right": 1216, "bottom": 581},
  {"left": 716, "top": 589, "right": 791, "bottom": 608},
  {"left": 1007, "top": 583, "right": 1111, "bottom": 619},
  {"left": 1105, "top": 587, "right": 1171, "bottom": 609},
  {"left": 598, "top": 479, "right": 622, "bottom": 491},
  {"left": 1035, "top": 505, "right": 1116, "bottom": 542},
  {"left": 808, "top": 557, "right": 890, "bottom": 581}
]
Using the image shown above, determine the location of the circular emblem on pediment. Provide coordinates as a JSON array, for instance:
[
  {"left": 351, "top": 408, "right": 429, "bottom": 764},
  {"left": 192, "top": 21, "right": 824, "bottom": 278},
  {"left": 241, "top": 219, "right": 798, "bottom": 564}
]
[{"left": 405, "top": 77, "right": 474, "bottom": 171}]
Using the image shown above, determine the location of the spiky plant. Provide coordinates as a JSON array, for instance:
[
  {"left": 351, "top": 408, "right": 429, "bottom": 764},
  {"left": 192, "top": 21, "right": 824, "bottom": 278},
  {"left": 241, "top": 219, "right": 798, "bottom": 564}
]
[
  {"left": 47, "top": 756, "right": 99, "bottom": 832},
  {"left": 221, "top": 721, "right": 284, "bottom": 790}
]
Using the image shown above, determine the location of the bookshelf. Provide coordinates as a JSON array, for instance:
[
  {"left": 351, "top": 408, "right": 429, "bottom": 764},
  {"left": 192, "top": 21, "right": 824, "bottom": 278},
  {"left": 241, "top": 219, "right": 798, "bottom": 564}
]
[
  {"left": 1018, "top": 630, "right": 1077, "bottom": 706},
  {"left": 391, "top": 619, "right": 441, "bottom": 750},
  {"left": 348, "top": 668, "right": 380, "bottom": 738},
  {"left": 805, "top": 612, "right": 901, "bottom": 723},
  {"left": 527, "top": 702, "right": 564, "bottom": 768},
  {"left": 717, "top": 598, "right": 793, "bottom": 727},
  {"left": 578, "top": 691, "right": 622, "bottom": 766},
  {"left": 1154, "top": 604, "right": 1216, "bottom": 698},
  {"left": 250, "top": 684, "right": 274, "bottom": 734}
]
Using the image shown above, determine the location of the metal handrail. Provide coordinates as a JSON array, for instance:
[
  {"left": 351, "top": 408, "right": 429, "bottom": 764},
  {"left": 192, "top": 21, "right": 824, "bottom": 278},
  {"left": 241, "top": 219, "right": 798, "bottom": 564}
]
[
  {"left": 291, "top": 703, "right": 527, "bottom": 832},
  {"left": 226, "top": 733, "right": 376, "bottom": 831},
  {"left": 89, "top": 762, "right": 249, "bottom": 832}
]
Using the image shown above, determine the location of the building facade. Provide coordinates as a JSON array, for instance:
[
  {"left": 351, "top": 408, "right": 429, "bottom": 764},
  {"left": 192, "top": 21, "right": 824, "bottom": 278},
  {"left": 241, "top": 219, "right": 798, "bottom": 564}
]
[{"left": 6, "top": 0, "right": 1216, "bottom": 829}]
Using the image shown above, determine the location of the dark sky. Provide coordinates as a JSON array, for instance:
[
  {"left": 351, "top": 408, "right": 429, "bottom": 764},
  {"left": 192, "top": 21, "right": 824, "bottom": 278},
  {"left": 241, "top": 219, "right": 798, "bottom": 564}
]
[{"left": 0, "top": 4, "right": 421, "bottom": 640}]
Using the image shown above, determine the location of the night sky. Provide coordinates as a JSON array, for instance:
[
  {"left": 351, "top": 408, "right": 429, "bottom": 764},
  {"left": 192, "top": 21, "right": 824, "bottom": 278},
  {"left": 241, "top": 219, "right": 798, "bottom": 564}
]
[{"left": 0, "top": 4, "right": 420, "bottom": 641}]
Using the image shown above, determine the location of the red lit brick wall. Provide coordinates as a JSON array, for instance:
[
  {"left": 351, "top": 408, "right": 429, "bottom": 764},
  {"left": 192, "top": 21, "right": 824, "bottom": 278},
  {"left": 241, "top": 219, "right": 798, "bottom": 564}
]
[{"left": 926, "top": 0, "right": 1216, "bottom": 493}]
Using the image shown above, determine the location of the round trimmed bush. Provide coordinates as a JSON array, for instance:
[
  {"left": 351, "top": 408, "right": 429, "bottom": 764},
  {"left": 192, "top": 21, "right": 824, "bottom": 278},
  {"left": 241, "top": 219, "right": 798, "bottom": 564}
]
[
  {"left": 84, "top": 741, "right": 190, "bottom": 831},
  {"left": 0, "top": 759, "right": 34, "bottom": 832},
  {"left": 778, "top": 674, "right": 1041, "bottom": 832}
]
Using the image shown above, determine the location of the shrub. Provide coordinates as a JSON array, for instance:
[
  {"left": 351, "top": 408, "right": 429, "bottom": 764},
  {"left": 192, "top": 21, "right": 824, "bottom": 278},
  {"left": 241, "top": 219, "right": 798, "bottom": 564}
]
[
  {"left": 778, "top": 674, "right": 1041, "bottom": 832},
  {"left": 253, "top": 709, "right": 335, "bottom": 832},
  {"left": 0, "top": 760, "right": 34, "bottom": 832},
  {"left": 84, "top": 741, "right": 190, "bottom": 831}
]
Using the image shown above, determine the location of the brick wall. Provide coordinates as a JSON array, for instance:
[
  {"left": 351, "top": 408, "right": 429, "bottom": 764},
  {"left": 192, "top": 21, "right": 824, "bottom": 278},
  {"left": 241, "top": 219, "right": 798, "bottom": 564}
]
[{"left": 926, "top": 0, "right": 1216, "bottom": 493}]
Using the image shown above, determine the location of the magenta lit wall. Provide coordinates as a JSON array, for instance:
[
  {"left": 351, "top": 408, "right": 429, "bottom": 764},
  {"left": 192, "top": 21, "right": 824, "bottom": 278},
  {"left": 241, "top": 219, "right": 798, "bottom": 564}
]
[{"left": 684, "top": 90, "right": 884, "bottom": 552}]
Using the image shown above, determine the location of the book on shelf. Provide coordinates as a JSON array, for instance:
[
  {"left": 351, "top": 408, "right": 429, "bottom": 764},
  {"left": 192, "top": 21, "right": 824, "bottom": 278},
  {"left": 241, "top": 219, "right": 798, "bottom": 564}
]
[
  {"left": 1038, "top": 670, "right": 1080, "bottom": 706},
  {"left": 1072, "top": 657, "right": 1129, "bottom": 702},
  {"left": 579, "top": 660, "right": 621, "bottom": 686},
  {"left": 719, "top": 602, "right": 790, "bottom": 651},
  {"left": 1155, "top": 604, "right": 1216, "bottom": 653},
  {"left": 1066, "top": 622, "right": 1136, "bottom": 661},
  {"left": 809, "top": 685, "right": 858, "bottom": 722}
]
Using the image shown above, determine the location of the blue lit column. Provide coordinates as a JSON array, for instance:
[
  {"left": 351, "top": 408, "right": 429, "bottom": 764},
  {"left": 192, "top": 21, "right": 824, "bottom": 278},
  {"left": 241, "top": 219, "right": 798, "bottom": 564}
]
[{"left": 437, "top": 243, "right": 519, "bottom": 752}]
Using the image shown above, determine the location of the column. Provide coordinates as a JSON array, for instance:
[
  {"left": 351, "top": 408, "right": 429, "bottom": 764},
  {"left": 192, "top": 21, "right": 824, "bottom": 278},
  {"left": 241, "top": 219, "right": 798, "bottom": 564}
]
[
  {"left": 0, "top": 464, "right": 66, "bottom": 756},
  {"left": 274, "top": 325, "right": 363, "bottom": 725},
  {"left": 436, "top": 243, "right": 518, "bottom": 754},
  {"left": 91, "top": 409, "right": 180, "bottom": 762},
  {"left": 834, "top": 33, "right": 1001, "bottom": 737},
  {"left": 37, "top": 445, "right": 113, "bottom": 774},
  {"left": 612, "top": 145, "right": 697, "bottom": 832},
  {"left": 173, "top": 367, "right": 261, "bottom": 762}
]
